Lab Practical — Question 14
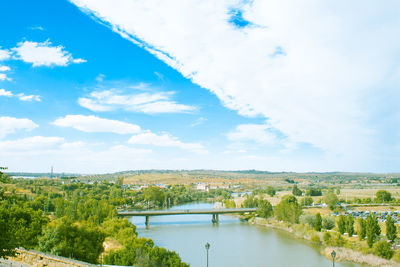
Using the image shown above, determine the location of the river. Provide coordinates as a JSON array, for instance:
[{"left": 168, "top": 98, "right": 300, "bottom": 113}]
[{"left": 130, "top": 202, "right": 363, "bottom": 267}]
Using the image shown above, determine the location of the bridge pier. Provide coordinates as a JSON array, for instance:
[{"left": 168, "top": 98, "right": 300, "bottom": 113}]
[
  {"left": 211, "top": 214, "right": 219, "bottom": 224},
  {"left": 145, "top": 215, "right": 149, "bottom": 229}
]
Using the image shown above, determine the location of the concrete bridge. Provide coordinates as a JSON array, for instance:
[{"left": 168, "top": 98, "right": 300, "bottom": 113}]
[{"left": 118, "top": 208, "right": 257, "bottom": 228}]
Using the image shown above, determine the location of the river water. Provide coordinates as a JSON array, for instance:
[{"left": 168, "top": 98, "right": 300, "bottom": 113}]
[{"left": 130, "top": 202, "right": 362, "bottom": 267}]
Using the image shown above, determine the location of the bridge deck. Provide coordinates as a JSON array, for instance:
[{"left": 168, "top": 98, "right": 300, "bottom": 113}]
[{"left": 118, "top": 208, "right": 256, "bottom": 216}]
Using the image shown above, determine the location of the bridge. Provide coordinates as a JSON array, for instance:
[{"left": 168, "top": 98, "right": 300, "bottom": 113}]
[{"left": 118, "top": 208, "right": 257, "bottom": 228}]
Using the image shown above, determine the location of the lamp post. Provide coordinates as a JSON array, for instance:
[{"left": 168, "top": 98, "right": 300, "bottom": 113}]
[
  {"left": 331, "top": 250, "right": 336, "bottom": 267},
  {"left": 205, "top": 242, "right": 210, "bottom": 267}
]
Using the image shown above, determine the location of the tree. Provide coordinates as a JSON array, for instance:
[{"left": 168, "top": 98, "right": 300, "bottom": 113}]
[
  {"left": 0, "top": 206, "right": 48, "bottom": 258},
  {"left": 376, "top": 190, "right": 392, "bottom": 203},
  {"left": 386, "top": 215, "right": 397, "bottom": 242},
  {"left": 322, "top": 217, "right": 335, "bottom": 230},
  {"left": 266, "top": 186, "right": 276, "bottom": 197},
  {"left": 323, "top": 192, "right": 339, "bottom": 210},
  {"left": 302, "top": 196, "right": 313, "bottom": 206},
  {"left": 274, "top": 195, "right": 302, "bottom": 223},
  {"left": 292, "top": 185, "right": 302, "bottom": 196},
  {"left": 305, "top": 188, "right": 322, "bottom": 196},
  {"left": 374, "top": 240, "right": 394, "bottom": 259},
  {"left": 346, "top": 216, "right": 354, "bottom": 237},
  {"left": 39, "top": 219, "right": 105, "bottom": 263},
  {"left": 357, "top": 218, "right": 366, "bottom": 241},
  {"left": 315, "top": 213, "right": 322, "bottom": 232},
  {"left": 366, "top": 214, "right": 380, "bottom": 248},
  {"left": 257, "top": 199, "right": 273, "bottom": 218},
  {"left": 337, "top": 215, "right": 346, "bottom": 234}
]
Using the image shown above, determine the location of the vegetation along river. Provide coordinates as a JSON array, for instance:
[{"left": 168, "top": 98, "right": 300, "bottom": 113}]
[{"left": 129, "top": 202, "right": 363, "bottom": 267}]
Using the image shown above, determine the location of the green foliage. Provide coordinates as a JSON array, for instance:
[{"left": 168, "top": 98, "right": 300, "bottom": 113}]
[
  {"left": 374, "top": 240, "right": 394, "bottom": 259},
  {"left": 144, "top": 186, "right": 166, "bottom": 207},
  {"left": 0, "top": 171, "right": 11, "bottom": 183},
  {"left": 223, "top": 199, "right": 236, "bottom": 208},
  {"left": 39, "top": 219, "right": 105, "bottom": 264},
  {"left": 376, "top": 190, "right": 392, "bottom": 203},
  {"left": 366, "top": 214, "right": 381, "bottom": 248},
  {"left": 0, "top": 205, "right": 48, "bottom": 258},
  {"left": 275, "top": 195, "right": 302, "bottom": 223},
  {"left": 257, "top": 199, "right": 273, "bottom": 218},
  {"left": 324, "top": 232, "right": 346, "bottom": 247},
  {"left": 346, "top": 216, "right": 354, "bottom": 237},
  {"left": 386, "top": 215, "right": 397, "bottom": 242},
  {"left": 242, "top": 194, "right": 258, "bottom": 208},
  {"left": 301, "top": 196, "right": 313, "bottom": 206},
  {"left": 323, "top": 232, "right": 331, "bottom": 244},
  {"left": 310, "top": 233, "right": 320, "bottom": 243},
  {"left": 337, "top": 215, "right": 346, "bottom": 235},
  {"left": 315, "top": 213, "right": 322, "bottom": 232},
  {"left": 292, "top": 185, "right": 303, "bottom": 196},
  {"left": 300, "top": 214, "right": 315, "bottom": 228},
  {"left": 323, "top": 192, "right": 339, "bottom": 210},
  {"left": 305, "top": 188, "right": 322, "bottom": 196},
  {"left": 357, "top": 218, "right": 366, "bottom": 241},
  {"left": 266, "top": 186, "right": 276, "bottom": 197},
  {"left": 322, "top": 217, "right": 335, "bottom": 230}
]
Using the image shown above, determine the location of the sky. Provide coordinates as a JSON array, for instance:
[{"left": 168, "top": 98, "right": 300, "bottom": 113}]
[{"left": 1, "top": 0, "right": 400, "bottom": 173}]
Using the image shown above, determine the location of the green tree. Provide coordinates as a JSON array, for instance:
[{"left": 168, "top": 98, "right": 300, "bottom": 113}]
[
  {"left": 322, "top": 217, "right": 335, "bottom": 230},
  {"left": 337, "top": 215, "right": 346, "bottom": 234},
  {"left": 374, "top": 240, "right": 394, "bottom": 259},
  {"left": 275, "top": 195, "right": 302, "bottom": 223},
  {"left": 257, "top": 199, "right": 273, "bottom": 218},
  {"left": 376, "top": 190, "right": 392, "bottom": 203},
  {"left": 292, "top": 185, "right": 302, "bottom": 196},
  {"left": 39, "top": 219, "right": 105, "bottom": 263},
  {"left": 386, "top": 215, "right": 397, "bottom": 242},
  {"left": 266, "top": 186, "right": 276, "bottom": 197},
  {"left": 357, "top": 218, "right": 366, "bottom": 240},
  {"left": 301, "top": 196, "right": 313, "bottom": 206},
  {"left": 323, "top": 192, "right": 339, "bottom": 210},
  {"left": 346, "top": 216, "right": 354, "bottom": 237},
  {"left": 366, "top": 214, "right": 380, "bottom": 248},
  {"left": 315, "top": 213, "right": 322, "bottom": 232}
]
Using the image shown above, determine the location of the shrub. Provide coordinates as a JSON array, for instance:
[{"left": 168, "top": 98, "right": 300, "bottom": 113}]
[
  {"left": 322, "top": 217, "right": 335, "bottom": 230},
  {"left": 323, "top": 232, "right": 331, "bottom": 244},
  {"left": 310, "top": 233, "right": 320, "bottom": 243},
  {"left": 374, "top": 241, "right": 394, "bottom": 259}
]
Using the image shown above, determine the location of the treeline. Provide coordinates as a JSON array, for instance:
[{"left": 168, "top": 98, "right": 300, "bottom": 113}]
[
  {"left": 240, "top": 192, "right": 399, "bottom": 261},
  {"left": 0, "top": 172, "right": 188, "bottom": 266}
]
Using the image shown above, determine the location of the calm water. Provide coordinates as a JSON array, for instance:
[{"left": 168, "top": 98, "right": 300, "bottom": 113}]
[{"left": 130, "top": 203, "right": 362, "bottom": 267}]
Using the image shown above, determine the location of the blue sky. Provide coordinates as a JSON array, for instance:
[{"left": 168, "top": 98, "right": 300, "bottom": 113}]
[{"left": 1, "top": 0, "right": 400, "bottom": 173}]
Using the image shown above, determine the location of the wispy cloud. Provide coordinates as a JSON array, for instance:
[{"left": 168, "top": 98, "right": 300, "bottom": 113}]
[
  {"left": 0, "top": 89, "right": 41, "bottom": 101},
  {"left": 78, "top": 87, "right": 195, "bottom": 114},
  {"left": 52, "top": 115, "right": 142, "bottom": 134},
  {"left": 12, "top": 40, "right": 86, "bottom": 67},
  {"left": 128, "top": 131, "right": 207, "bottom": 154},
  {"left": 69, "top": 0, "right": 400, "bottom": 169},
  {"left": 0, "top": 48, "right": 10, "bottom": 61},
  {"left": 0, "top": 116, "right": 39, "bottom": 139}
]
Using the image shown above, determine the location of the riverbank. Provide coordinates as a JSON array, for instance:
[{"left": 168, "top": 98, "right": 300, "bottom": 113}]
[{"left": 248, "top": 217, "right": 400, "bottom": 267}]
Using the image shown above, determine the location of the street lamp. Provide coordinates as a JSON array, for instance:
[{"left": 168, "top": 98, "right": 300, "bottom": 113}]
[
  {"left": 331, "top": 250, "right": 336, "bottom": 267},
  {"left": 205, "top": 242, "right": 210, "bottom": 267}
]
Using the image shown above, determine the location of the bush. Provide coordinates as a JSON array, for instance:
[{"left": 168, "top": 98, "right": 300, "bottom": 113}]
[
  {"left": 322, "top": 217, "right": 335, "bottom": 230},
  {"left": 374, "top": 241, "right": 394, "bottom": 259},
  {"left": 323, "top": 232, "right": 331, "bottom": 244},
  {"left": 310, "top": 233, "right": 320, "bottom": 243},
  {"left": 300, "top": 214, "right": 315, "bottom": 228}
]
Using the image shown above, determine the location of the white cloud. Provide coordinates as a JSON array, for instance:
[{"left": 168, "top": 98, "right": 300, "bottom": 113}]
[
  {"left": 12, "top": 40, "right": 86, "bottom": 67},
  {"left": 0, "top": 89, "right": 13, "bottom": 97},
  {"left": 0, "top": 66, "right": 10, "bottom": 71},
  {"left": 0, "top": 48, "right": 10, "bottom": 61},
  {"left": 52, "top": 114, "right": 142, "bottom": 134},
  {"left": 0, "top": 89, "right": 41, "bottom": 101},
  {"left": 70, "top": 0, "right": 400, "bottom": 170},
  {"left": 78, "top": 88, "right": 195, "bottom": 114},
  {"left": 0, "top": 74, "right": 10, "bottom": 81},
  {"left": 0, "top": 116, "right": 39, "bottom": 139},
  {"left": 227, "top": 124, "right": 278, "bottom": 146},
  {"left": 0, "top": 136, "right": 64, "bottom": 151},
  {"left": 128, "top": 131, "right": 207, "bottom": 154}
]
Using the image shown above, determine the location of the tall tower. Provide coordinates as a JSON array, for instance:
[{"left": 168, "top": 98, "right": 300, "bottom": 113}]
[{"left": 50, "top": 166, "right": 53, "bottom": 179}]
